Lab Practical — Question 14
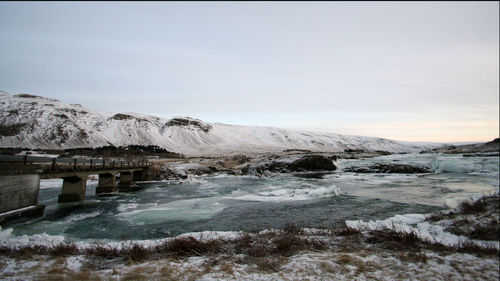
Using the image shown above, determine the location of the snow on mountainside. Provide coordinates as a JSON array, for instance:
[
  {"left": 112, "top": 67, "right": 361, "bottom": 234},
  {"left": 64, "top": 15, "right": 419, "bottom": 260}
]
[{"left": 0, "top": 91, "right": 439, "bottom": 156}]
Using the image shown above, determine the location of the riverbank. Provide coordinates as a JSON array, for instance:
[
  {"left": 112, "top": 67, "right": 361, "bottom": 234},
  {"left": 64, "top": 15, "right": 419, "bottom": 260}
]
[{"left": 1, "top": 194, "right": 498, "bottom": 280}]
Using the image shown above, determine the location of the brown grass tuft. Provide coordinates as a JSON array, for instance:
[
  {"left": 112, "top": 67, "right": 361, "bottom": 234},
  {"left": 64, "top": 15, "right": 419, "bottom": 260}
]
[
  {"left": 255, "top": 256, "right": 284, "bottom": 272},
  {"left": 366, "top": 230, "right": 422, "bottom": 251},
  {"left": 48, "top": 242, "right": 79, "bottom": 256},
  {"left": 397, "top": 252, "right": 428, "bottom": 263},
  {"left": 220, "top": 262, "right": 235, "bottom": 275},
  {"left": 85, "top": 243, "right": 123, "bottom": 259},
  {"left": 282, "top": 222, "right": 303, "bottom": 235},
  {"left": 126, "top": 243, "right": 150, "bottom": 262},
  {"left": 273, "top": 233, "right": 306, "bottom": 255},
  {"left": 455, "top": 240, "right": 499, "bottom": 256},
  {"left": 159, "top": 236, "right": 222, "bottom": 257}
]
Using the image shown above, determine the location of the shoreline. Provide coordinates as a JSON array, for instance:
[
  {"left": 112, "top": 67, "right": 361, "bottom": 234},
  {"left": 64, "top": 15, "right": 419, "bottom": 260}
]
[{"left": 1, "top": 194, "right": 498, "bottom": 280}]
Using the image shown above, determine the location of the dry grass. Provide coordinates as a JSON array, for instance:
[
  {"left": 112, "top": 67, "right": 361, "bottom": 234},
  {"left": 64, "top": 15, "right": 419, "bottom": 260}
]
[
  {"left": 366, "top": 230, "right": 422, "bottom": 251},
  {"left": 120, "top": 271, "right": 148, "bottom": 281},
  {"left": 334, "top": 225, "right": 361, "bottom": 236},
  {"left": 49, "top": 242, "right": 79, "bottom": 256},
  {"left": 397, "top": 252, "right": 428, "bottom": 263},
  {"left": 429, "top": 193, "right": 499, "bottom": 221},
  {"left": 1, "top": 218, "right": 497, "bottom": 281},
  {"left": 455, "top": 240, "right": 499, "bottom": 257},
  {"left": 255, "top": 256, "right": 285, "bottom": 272},
  {"left": 121, "top": 265, "right": 157, "bottom": 281},
  {"left": 282, "top": 221, "right": 304, "bottom": 235},
  {"left": 156, "top": 236, "right": 222, "bottom": 258},
  {"left": 67, "top": 269, "right": 98, "bottom": 281},
  {"left": 365, "top": 228, "right": 499, "bottom": 257},
  {"left": 220, "top": 262, "right": 235, "bottom": 275},
  {"left": 457, "top": 196, "right": 493, "bottom": 214},
  {"left": 446, "top": 218, "right": 499, "bottom": 241}
]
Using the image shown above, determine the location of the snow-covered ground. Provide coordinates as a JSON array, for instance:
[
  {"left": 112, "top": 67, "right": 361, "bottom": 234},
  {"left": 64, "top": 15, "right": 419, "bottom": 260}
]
[
  {"left": 1, "top": 194, "right": 498, "bottom": 280},
  {"left": 1, "top": 220, "right": 498, "bottom": 280},
  {"left": 0, "top": 250, "right": 497, "bottom": 281},
  {"left": 0, "top": 91, "right": 440, "bottom": 156}
]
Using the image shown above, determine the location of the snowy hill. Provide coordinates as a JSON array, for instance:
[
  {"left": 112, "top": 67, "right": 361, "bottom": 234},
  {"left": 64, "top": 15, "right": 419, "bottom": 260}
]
[{"left": 0, "top": 92, "right": 439, "bottom": 156}]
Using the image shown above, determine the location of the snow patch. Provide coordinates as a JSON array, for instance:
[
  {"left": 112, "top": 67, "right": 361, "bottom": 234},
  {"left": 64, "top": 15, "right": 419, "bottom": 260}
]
[{"left": 346, "top": 214, "right": 499, "bottom": 250}]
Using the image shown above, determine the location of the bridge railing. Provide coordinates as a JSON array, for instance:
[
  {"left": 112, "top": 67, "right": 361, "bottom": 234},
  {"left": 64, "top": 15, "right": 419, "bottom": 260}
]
[{"left": 0, "top": 154, "right": 151, "bottom": 173}]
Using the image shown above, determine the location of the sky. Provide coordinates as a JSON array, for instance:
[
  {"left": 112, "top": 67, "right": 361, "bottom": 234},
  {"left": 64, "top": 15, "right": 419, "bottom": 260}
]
[{"left": 0, "top": 2, "right": 498, "bottom": 142}]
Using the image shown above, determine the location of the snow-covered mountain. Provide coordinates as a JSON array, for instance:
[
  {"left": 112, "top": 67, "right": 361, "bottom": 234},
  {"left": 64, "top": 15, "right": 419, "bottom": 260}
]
[{"left": 0, "top": 91, "right": 439, "bottom": 156}]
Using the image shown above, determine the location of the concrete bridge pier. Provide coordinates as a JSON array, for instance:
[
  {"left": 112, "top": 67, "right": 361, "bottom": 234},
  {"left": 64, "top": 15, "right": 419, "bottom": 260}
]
[
  {"left": 0, "top": 164, "right": 45, "bottom": 226},
  {"left": 95, "top": 173, "right": 117, "bottom": 194},
  {"left": 58, "top": 176, "right": 87, "bottom": 203},
  {"left": 118, "top": 171, "right": 135, "bottom": 192}
]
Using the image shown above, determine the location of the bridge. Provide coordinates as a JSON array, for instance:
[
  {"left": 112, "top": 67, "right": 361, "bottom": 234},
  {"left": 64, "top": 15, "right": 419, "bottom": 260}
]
[{"left": 0, "top": 154, "right": 159, "bottom": 225}]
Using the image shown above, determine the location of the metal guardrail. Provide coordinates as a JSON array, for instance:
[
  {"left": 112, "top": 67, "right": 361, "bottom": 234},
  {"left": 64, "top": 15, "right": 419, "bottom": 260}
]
[{"left": 0, "top": 154, "right": 151, "bottom": 173}]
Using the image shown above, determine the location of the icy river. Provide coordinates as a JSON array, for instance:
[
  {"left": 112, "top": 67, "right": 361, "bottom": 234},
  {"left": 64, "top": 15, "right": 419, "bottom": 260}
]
[{"left": 3, "top": 153, "right": 499, "bottom": 242}]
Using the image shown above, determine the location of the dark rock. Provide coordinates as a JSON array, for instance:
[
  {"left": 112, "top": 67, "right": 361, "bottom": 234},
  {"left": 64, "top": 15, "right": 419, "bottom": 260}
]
[
  {"left": 14, "top": 94, "right": 60, "bottom": 102},
  {"left": 110, "top": 113, "right": 147, "bottom": 122},
  {"left": 166, "top": 117, "right": 212, "bottom": 133},
  {"left": 424, "top": 138, "right": 500, "bottom": 154},
  {"left": 255, "top": 161, "right": 290, "bottom": 174},
  {"left": 328, "top": 155, "right": 339, "bottom": 161},
  {"left": 282, "top": 149, "right": 312, "bottom": 153},
  {"left": 344, "top": 149, "right": 365, "bottom": 153},
  {"left": 187, "top": 165, "right": 218, "bottom": 176},
  {"left": 157, "top": 167, "right": 187, "bottom": 180},
  {"left": 292, "top": 172, "right": 330, "bottom": 179},
  {"left": 250, "top": 155, "right": 336, "bottom": 175},
  {"left": 374, "top": 150, "right": 392, "bottom": 155},
  {"left": 485, "top": 138, "right": 499, "bottom": 145},
  {"left": 111, "top": 113, "right": 134, "bottom": 120},
  {"left": 230, "top": 154, "right": 251, "bottom": 164},
  {"left": 289, "top": 155, "right": 336, "bottom": 172},
  {"left": 0, "top": 123, "right": 27, "bottom": 136},
  {"left": 344, "top": 163, "right": 431, "bottom": 174},
  {"left": 208, "top": 166, "right": 219, "bottom": 172},
  {"left": 53, "top": 113, "right": 69, "bottom": 119}
]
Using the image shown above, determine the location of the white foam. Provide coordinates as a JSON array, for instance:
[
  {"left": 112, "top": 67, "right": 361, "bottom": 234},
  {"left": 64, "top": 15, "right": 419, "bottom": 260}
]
[
  {"left": 0, "top": 227, "right": 66, "bottom": 249},
  {"left": 61, "top": 210, "right": 103, "bottom": 224},
  {"left": 231, "top": 185, "right": 342, "bottom": 202},
  {"left": 117, "top": 198, "right": 226, "bottom": 224}
]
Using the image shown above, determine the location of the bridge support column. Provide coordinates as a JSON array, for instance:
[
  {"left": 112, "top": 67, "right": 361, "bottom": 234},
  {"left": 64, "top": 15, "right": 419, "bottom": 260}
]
[
  {"left": 58, "top": 176, "right": 86, "bottom": 203},
  {"left": 134, "top": 165, "right": 160, "bottom": 181},
  {"left": 118, "top": 172, "right": 135, "bottom": 192},
  {"left": 96, "top": 173, "right": 117, "bottom": 194},
  {"left": 0, "top": 164, "right": 45, "bottom": 226}
]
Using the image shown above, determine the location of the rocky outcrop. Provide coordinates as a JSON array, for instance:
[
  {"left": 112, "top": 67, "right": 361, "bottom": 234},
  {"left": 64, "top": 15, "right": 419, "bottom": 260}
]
[
  {"left": 289, "top": 155, "right": 337, "bottom": 172},
  {"left": 343, "top": 163, "right": 431, "bottom": 174},
  {"left": 422, "top": 138, "right": 500, "bottom": 154},
  {"left": 166, "top": 117, "right": 212, "bottom": 133},
  {"left": 245, "top": 155, "right": 337, "bottom": 175},
  {"left": 109, "top": 113, "right": 148, "bottom": 122},
  {"left": 158, "top": 163, "right": 220, "bottom": 180}
]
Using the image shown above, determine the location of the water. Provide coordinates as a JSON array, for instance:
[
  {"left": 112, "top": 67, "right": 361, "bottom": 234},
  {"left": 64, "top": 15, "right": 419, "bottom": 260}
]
[{"left": 8, "top": 153, "right": 499, "bottom": 242}]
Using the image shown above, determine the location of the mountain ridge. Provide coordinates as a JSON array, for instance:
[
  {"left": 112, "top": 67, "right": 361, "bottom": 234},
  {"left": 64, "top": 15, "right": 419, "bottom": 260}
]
[{"left": 0, "top": 91, "right": 440, "bottom": 156}]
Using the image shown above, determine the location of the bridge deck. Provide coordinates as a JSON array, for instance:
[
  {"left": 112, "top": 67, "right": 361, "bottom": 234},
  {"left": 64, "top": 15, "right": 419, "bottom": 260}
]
[
  {"left": 40, "top": 167, "right": 145, "bottom": 179},
  {"left": 0, "top": 154, "right": 150, "bottom": 178}
]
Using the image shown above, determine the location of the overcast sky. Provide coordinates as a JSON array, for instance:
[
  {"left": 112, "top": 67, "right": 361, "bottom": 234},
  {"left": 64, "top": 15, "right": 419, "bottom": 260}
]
[{"left": 0, "top": 2, "right": 498, "bottom": 142}]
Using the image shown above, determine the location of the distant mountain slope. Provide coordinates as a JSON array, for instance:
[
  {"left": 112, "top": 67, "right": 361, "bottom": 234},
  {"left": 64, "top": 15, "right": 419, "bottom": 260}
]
[{"left": 0, "top": 91, "right": 439, "bottom": 156}]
